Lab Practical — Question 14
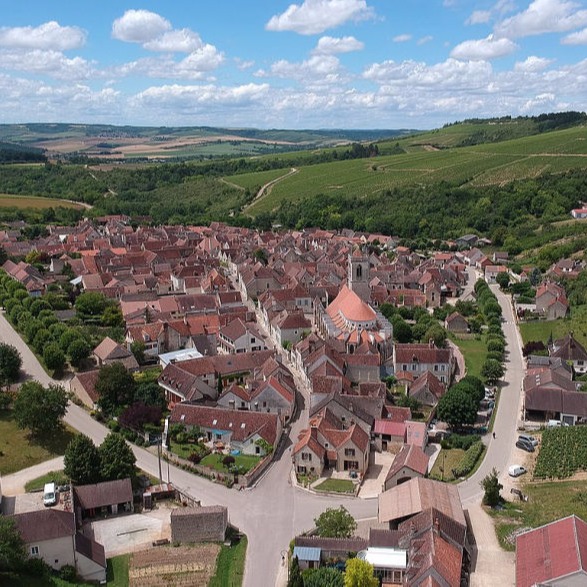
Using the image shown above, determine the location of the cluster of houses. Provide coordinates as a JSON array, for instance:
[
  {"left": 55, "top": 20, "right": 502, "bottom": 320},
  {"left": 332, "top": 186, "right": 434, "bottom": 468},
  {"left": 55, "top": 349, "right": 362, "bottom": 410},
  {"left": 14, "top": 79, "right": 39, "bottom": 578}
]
[{"left": 523, "top": 333, "right": 587, "bottom": 425}]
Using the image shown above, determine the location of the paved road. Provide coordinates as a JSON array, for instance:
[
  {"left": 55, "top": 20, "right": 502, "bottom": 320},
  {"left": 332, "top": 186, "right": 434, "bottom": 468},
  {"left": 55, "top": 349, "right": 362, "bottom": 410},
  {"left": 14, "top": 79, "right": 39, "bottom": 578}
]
[
  {"left": 0, "top": 311, "right": 377, "bottom": 587},
  {"left": 458, "top": 283, "right": 524, "bottom": 504}
]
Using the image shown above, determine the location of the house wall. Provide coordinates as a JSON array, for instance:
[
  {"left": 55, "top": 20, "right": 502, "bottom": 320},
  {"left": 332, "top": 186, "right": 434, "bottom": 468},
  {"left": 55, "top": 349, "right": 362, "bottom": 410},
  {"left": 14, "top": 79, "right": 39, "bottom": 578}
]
[
  {"left": 252, "top": 387, "right": 293, "bottom": 420},
  {"left": 76, "top": 553, "right": 107, "bottom": 583},
  {"left": 28, "top": 536, "right": 75, "bottom": 570},
  {"left": 336, "top": 438, "right": 369, "bottom": 474},
  {"left": 383, "top": 467, "right": 423, "bottom": 491},
  {"left": 344, "top": 363, "right": 380, "bottom": 385},
  {"left": 294, "top": 446, "right": 324, "bottom": 477}
]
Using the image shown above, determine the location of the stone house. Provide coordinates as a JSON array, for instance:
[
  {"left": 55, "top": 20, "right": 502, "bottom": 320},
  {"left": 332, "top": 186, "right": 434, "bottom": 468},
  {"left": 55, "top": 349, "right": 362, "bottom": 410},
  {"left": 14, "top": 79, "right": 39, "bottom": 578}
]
[{"left": 170, "top": 506, "right": 228, "bottom": 543}]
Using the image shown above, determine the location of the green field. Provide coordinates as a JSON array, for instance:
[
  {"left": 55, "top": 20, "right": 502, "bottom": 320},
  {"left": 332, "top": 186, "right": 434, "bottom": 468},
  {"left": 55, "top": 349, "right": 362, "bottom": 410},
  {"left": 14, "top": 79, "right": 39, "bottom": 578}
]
[
  {"left": 519, "top": 304, "right": 587, "bottom": 348},
  {"left": 244, "top": 126, "right": 587, "bottom": 215},
  {"left": 0, "top": 193, "right": 84, "bottom": 209},
  {"left": 224, "top": 168, "right": 295, "bottom": 190},
  {"left": 0, "top": 412, "right": 76, "bottom": 475},
  {"left": 200, "top": 452, "right": 261, "bottom": 473},
  {"left": 429, "top": 449, "right": 466, "bottom": 482},
  {"left": 209, "top": 535, "right": 247, "bottom": 587},
  {"left": 314, "top": 478, "right": 356, "bottom": 493},
  {"left": 449, "top": 334, "right": 488, "bottom": 379}
]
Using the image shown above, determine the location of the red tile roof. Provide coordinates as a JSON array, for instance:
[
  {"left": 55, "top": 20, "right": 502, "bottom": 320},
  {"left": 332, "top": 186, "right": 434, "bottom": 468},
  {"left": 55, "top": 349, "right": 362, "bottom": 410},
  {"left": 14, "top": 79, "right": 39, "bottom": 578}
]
[{"left": 516, "top": 515, "right": 587, "bottom": 587}]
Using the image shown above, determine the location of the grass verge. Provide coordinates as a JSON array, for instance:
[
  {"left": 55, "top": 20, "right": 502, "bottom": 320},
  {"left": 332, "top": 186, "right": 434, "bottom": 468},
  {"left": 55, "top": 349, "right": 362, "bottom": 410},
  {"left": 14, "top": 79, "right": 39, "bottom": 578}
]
[
  {"left": 314, "top": 478, "right": 356, "bottom": 493},
  {"left": 106, "top": 554, "right": 130, "bottom": 587},
  {"left": 209, "top": 535, "right": 247, "bottom": 587},
  {"left": 25, "top": 470, "right": 68, "bottom": 493},
  {"left": 449, "top": 334, "right": 487, "bottom": 379},
  {"left": 429, "top": 448, "right": 465, "bottom": 482}
]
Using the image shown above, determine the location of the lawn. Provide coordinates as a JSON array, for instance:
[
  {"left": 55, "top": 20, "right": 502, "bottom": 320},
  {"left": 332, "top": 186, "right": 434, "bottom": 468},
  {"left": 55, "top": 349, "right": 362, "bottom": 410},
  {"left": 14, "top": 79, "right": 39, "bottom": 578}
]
[
  {"left": 489, "top": 479, "right": 587, "bottom": 551},
  {"left": 25, "top": 470, "right": 68, "bottom": 492},
  {"left": 429, "top": 449, "right": 466, "bottom": 482},
  {"left": 0, "top": 412, "right": 76, "bottom": 475},
  {"left": 314, "top": 478, "right": 356, "bottom": 494},
  {"left": 209, "top": 535, "right": 247, "bottom": 587},
  {"left": 449, "top": 334, "right": 487, "bottom": 379},
  {"left": 106, "top": 554, "right": 130, "bottom": 587},
  {"left": 201, "top": 452, "right": 261, "bottom": 474},
  {"left": 518, "top": 305, "right": 587, "bottom": 348}
]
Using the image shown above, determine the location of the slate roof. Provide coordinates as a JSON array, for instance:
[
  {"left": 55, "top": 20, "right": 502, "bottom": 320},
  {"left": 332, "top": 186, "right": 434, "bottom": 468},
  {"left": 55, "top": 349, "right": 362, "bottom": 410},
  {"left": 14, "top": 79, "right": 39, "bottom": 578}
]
[
  {"left": 74, "top": 478, "right": 133, "bottom": 510},
  {"left": 12, "top": 509, "right": 75, "bottom": 543}
]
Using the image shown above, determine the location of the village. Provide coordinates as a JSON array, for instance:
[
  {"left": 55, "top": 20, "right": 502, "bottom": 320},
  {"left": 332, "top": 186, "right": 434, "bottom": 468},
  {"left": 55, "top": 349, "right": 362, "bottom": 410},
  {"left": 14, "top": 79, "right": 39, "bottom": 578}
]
[{"left": 1, "top": 216, "right": 587, "bottom": 586}]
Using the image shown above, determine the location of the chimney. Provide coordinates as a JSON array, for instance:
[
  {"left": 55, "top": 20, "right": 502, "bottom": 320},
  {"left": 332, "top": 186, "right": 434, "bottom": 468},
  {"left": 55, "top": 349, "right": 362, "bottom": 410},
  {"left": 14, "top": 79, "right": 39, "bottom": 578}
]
[{"left": 434, "top": 517, "right": 440, "bottom": 533}]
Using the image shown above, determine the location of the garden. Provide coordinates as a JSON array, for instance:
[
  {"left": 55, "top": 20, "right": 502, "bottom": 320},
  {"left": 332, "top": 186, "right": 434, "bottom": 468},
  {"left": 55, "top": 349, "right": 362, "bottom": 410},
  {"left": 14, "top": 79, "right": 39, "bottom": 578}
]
[{"left": 534, "top": 426, "right": 587, "bottom": 479}]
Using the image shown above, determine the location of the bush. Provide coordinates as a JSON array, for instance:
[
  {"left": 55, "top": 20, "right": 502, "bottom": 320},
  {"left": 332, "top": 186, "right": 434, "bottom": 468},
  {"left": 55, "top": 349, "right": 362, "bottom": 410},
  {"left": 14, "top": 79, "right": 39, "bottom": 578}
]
[
  {"left": 452, "top": 441, "right": 484, "bottom": 477},
  {"left": 188, "top": 453, "right": 202, "bottom": 464},
  {"left": 441, "top": 433, "right": 481, "bottom": 450},
  {"left": 58, "top": 565, "right": 77, "bottom": 582}
]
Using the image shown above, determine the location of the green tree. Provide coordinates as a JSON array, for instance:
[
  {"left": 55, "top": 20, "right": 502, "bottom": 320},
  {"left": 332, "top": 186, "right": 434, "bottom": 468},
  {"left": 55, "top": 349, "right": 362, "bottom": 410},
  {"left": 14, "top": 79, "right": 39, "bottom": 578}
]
[
  {"left": 481, "top": 358, "right": 505, "bottom": 384},
  {"left": 95, "top": 363, "right": 136, "bottom": 415},
  {"left": 0, "top": 516, "right": 27, "bottom": 573},
  {"left": 0, "top": 343, "right": 21, "bottom": 387},
  {"left": 43, "top": 342, "right": 66, "bottom": 373},
  {"left": 63, "top": 434, "right": 101, "bottom": 485},
  {"left": 344, "top": 558, "right": 378, "bottom": 587},
  {"left": 67, "top": 338, "right": 91, "bottom": 368},
  {"left": 74, "top": 292, "right": 109, "bottom": 320},
  {"left": 59, "top": 328, "right": 84, "bottom": 353},
  {"left": 130, "top": 340, "right": 146, "bottom": 365},
  {"left": 314, "top": 506, "right": 357, "bottom": 538},
  {"left": 481, "top": 468, "right": 503, "bottom": 507},
  {"left": 134, "top": 381, "right": 166, "bottom": 410},
  {"left": 13, "top": 381, "right": 68, "bottom": 436},
  {"left": 457, "top": 375, "right": 485, "bottom": 404},
  {"left": 422, "top": 323, "right": 447, "bottom": 347},
  {"left": 101, "top": 305, "right": 124, "bottom": 328},
  {"left": 99, "top": 432, "right": 136, "bottom": 481},
  {"left": 303, "top": 566, "right": 344, "bottom": 587},
  {"left": 436, "top": 386, "right": 478, "bottom": 430},
  {"left": 495, "top": 271, "right": 510, "bottom": 289},
  {"left": 288, "top": 556, "right": 303, "bottom": 587}
]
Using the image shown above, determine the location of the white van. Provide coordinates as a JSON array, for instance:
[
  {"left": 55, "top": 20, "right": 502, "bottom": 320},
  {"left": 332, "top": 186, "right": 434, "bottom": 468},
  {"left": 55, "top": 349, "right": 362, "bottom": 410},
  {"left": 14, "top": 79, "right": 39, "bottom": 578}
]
[{"left": 43, "top": 482, "right": 57, "bottom": 507}]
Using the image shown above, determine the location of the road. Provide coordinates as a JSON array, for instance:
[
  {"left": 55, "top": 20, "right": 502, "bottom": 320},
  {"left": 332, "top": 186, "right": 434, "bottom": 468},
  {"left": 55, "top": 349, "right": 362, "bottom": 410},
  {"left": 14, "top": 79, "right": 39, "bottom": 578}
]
[
  {"left": 458, "top": 283, "right": 525, "bottom": 504},
  {"left": 0, "top": 310, "right": 377, "bottom": 587}
]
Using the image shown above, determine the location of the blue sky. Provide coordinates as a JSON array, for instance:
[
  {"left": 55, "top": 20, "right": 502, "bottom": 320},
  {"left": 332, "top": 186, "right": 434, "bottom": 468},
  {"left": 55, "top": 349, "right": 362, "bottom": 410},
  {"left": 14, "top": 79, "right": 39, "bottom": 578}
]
[{"left": 1, "top": 0, "right": 587, "bottom": 129}]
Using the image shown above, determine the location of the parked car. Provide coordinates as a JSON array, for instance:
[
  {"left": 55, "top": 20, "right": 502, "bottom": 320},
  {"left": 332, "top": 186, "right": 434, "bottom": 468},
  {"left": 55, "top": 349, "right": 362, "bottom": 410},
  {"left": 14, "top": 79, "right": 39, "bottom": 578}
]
[
  {"left": 516, "top": 439, "right": 535, "bottom": 452},
  {"left": 518, "top": 434, "right": 538, "bottom": 447},
  {"left": 547, "top": 419, "right": 569, "bottom": 428},
  {"left": 508, "top": 465, "right": 527, "bottom": 477}
]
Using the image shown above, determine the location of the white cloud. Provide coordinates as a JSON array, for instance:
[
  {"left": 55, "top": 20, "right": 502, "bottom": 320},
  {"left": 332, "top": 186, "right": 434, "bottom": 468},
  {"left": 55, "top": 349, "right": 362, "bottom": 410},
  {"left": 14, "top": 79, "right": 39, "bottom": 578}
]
[
  {"left": 113, "top": 45, "right": 224, "bottom": 80},
  {"left": 562, "top": 27, "right": 587, "bottom": 44},
  {"left": 256, "top": 55, "right": 346, "bottom": 88},
  {"left": 112, "top": 10, "right": 171, "bottom": 43},
  {"left": 0, "top": 21, "right": 86, "bottom": 51},
  {"left": 0, "top": 49, "right": 93, "bottom": 80},
  {"left": 312, "top": 36, "right": 364, "bottom": 54},
  {"left": 451, "top": 34, "right": 518, "bottom": 60},
  {"left": 495, "top": 0, "right": 587, "bottom": 38},
  {"left": 143, "top": 29, "right": 204, "bottom": 53},
  {"left": 266, "top": 0, "right": 375, "bottom": 35},
  {"left": 393, "top": 34, "right": 412, "bottom": 43},
  {"left": 514, "top": 55, "right": 554, "bottom": 71},
  {"left": 132, "top": 83, "right": 271, "bottom": 110},
  {"left": 467, "top": 11, "right": 492, "bottom": 25},
  {"left": 520, "top": 92, "right": 558, "bottom": 112},
  {"left": 417, "top": 36, "right": 433, "bottom": 45}
]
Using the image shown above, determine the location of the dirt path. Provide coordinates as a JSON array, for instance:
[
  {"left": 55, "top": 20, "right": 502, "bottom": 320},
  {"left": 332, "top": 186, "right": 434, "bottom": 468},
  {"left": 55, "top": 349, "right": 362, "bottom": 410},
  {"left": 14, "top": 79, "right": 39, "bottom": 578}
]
[
  {"left": 244, "top": 168, "right": 298, "bottom": 213},
  {"left": 1, "top": 456, "right": 64, "bottom": 494}
]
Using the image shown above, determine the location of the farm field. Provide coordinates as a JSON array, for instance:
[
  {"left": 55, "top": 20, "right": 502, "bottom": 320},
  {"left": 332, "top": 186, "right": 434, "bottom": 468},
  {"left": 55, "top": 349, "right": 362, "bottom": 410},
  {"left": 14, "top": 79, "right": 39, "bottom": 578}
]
[
  {"left": 224, "top": 168, "right": 295, "bottom": 190},
  {"left": 534, "top": 426, "right": 587, "bottom": 478},
  {"left": 244, "top": 126, "right": 587, "bottom": 216},
  {"left": 0, "top": 193, "right": 84, "bottom": 209}
]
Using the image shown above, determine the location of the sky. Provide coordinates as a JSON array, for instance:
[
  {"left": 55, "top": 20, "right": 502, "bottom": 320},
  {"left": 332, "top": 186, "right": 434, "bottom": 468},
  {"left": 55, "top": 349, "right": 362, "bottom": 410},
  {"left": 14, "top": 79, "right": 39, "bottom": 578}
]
[{"left": 1, "top": 0, "right": 587, "bottom": 130}]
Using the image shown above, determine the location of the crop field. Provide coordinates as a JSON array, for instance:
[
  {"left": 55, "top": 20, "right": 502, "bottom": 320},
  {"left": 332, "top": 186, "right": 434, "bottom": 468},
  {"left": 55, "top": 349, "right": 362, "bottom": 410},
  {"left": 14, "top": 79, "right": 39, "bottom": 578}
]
[
  {"left": 244, "top": 126, "right": 587, "bottom": 216},
  {"left": 0, "top": 193, "right": 84, "bottom": 209},
  {"left": 519, "top": 305, "right": 587, "bottom": 348},
  {"left": 534, "top": 426, "right": 587, "bottom": 478},
  {"left": 224, "top": 168, "right": 293, "bottom": 190}
]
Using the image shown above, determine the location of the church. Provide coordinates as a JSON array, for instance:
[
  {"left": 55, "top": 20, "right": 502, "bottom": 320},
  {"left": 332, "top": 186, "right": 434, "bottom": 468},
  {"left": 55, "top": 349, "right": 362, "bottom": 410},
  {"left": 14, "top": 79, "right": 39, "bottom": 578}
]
[{"left": 314, "top": 249, "right": 393, "bottom": 361}]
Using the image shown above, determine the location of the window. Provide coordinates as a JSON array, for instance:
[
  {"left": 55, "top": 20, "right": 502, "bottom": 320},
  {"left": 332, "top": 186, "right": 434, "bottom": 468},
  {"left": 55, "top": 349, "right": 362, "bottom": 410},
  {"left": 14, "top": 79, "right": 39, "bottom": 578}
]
[
  {"left": 302, "top": 452, "right": 312, "bottom": 461},
  {"left": 30, "top": 546, "right": 39, "bottom": 556},
  {"left": 263, "top": 402, "right": 267, "bottom": 408},
  {"left": 345, "top": 448, "right": 356, "bottom": 457},
  {"left": 434, "top": 365, "right": 438, "bottom": 371}
]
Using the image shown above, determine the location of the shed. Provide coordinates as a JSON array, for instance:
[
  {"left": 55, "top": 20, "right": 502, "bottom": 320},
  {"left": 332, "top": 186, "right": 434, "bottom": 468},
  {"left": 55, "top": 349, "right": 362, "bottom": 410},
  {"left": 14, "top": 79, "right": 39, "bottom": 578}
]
[{"left": 293, "top": 546, "right": 321, "bottom": 570}]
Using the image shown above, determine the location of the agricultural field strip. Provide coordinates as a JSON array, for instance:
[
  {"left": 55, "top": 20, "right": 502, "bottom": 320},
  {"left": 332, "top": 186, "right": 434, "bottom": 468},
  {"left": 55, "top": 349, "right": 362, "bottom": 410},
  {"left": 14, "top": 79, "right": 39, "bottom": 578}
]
[
  {"left": 534, "top": 426, "right": 587, "bottom": 478},
  {"left": 0, "top": 194, "right": 84, "bottom": 209}
]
